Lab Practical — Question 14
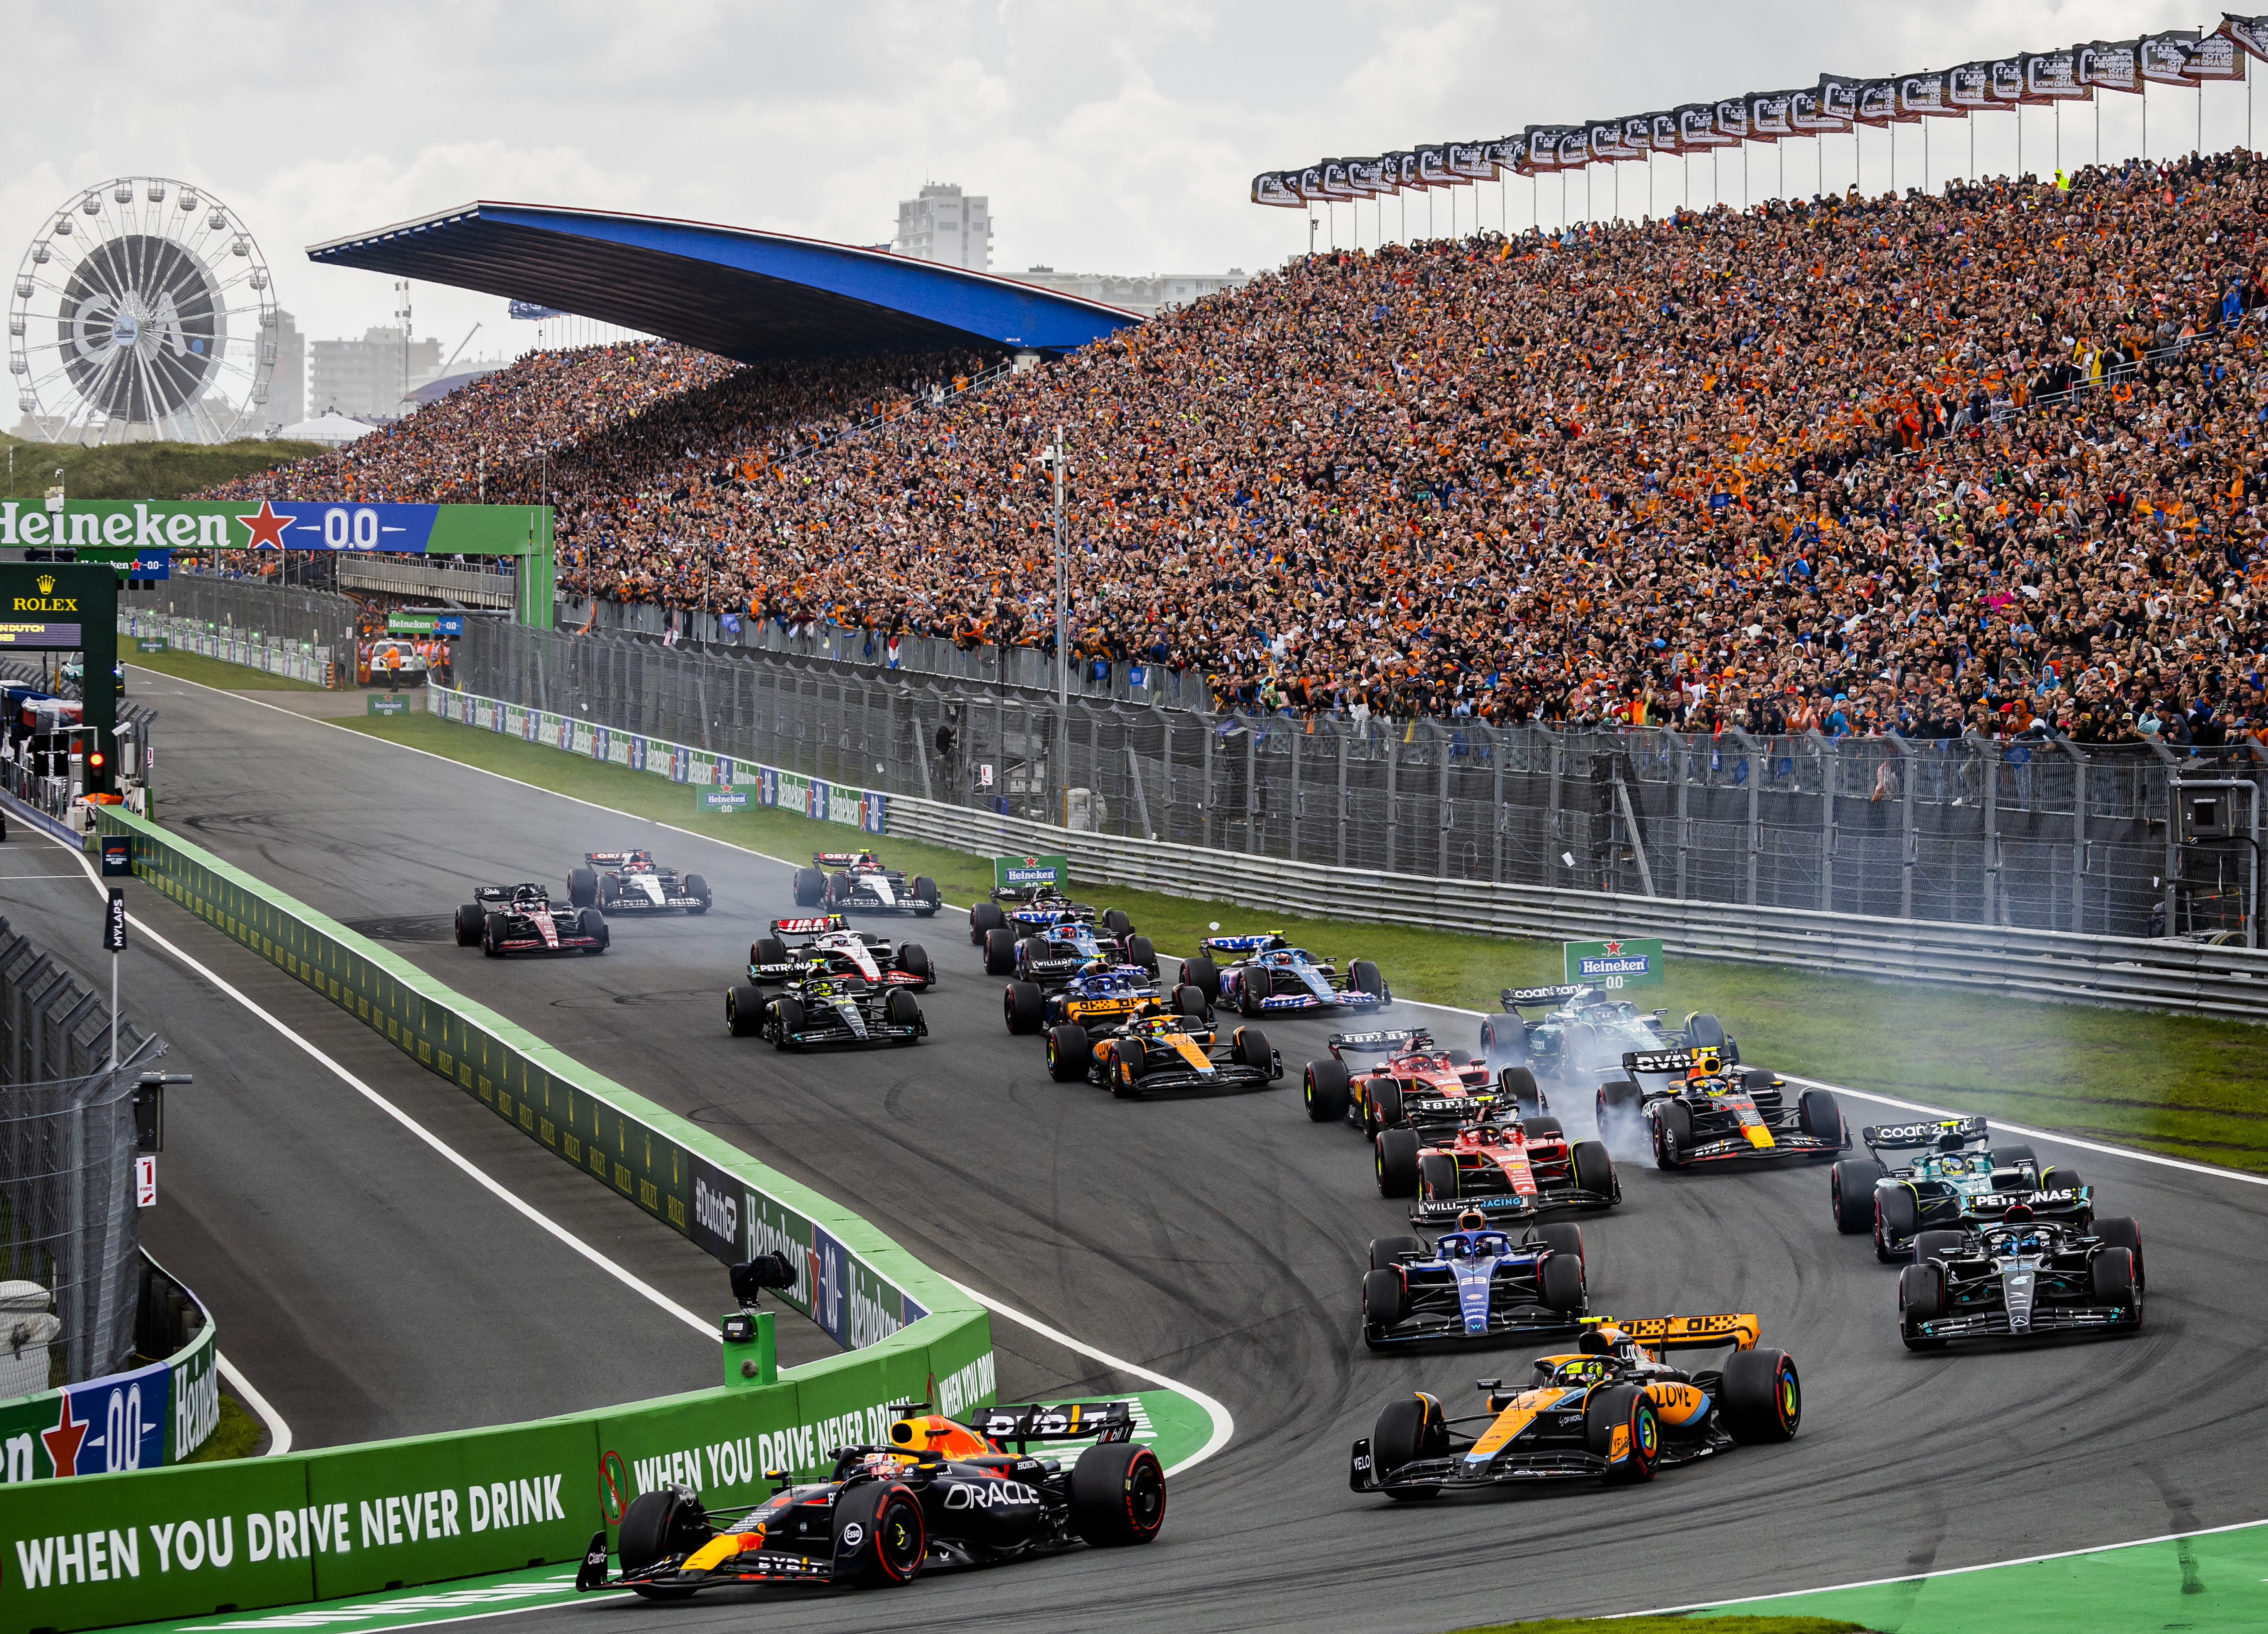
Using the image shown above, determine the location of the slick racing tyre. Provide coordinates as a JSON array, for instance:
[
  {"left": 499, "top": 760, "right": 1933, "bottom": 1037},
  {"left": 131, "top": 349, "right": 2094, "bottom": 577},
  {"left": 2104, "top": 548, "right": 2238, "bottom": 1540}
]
[
  {"left": 1366, "top": 1080, "right": 1405, "bottom": 1135},
  {"left": 726, "top": 985, "right": 765, "bottom": 1037},
  {"left": 896, "top": 943, "right": 933, "bottom": 987},
  {"left": 1652, "top": 1101, "right": 1692, "bottom": 1169},
  {"left": 454, "top": 903, "right": 484, "bottom": 947},
  {"left": 1110, "top": 1040, "right": 1147, "bottom": 1098},
  {"left": 566, "top": 867, "right": 598, "bottom": 909},
  {"left": 1368, "top": 1234, "right": 1424, "bottom": 1272},
  {"left": 617, "top": 1484, "right": 709, "bottom": 1598},
  {"left": 1570, "top": 1140, "right": 1614, "bottom": 1200},
  {"left": 833, "top": 1479, "right": 925, "bottom": 1586},
  {"left": 1305, "top": 1057, "right": 1352, "bottom": 1123},
  {"left": 1832, "top": 1158, "right": 1885, "bottom": 1234},
  {"left": 768, "top": 996, "right": 804, "bottom": 1052},
  {"left": 1102, "top": 908, "right": 1134, "bottom": 938},
  {"left": 1479, "top": 1014, "right": 1525, "bottom": 1063},
  {"left": 1173, "top": 983, "right": 1210, "bottom": 1021},
  {"left": 1875, "top": 1185, "right": 1920, "bottom": 1261},
  {"left": 752, "top": 935, "right": 788, "bottom": 969},
  {"left": 1798, "top": 1089, "right": 1844, "bottom": 1146},
  {"left": 1686, "top": 1012, "right": 1728, "bottom": 1050},
  {"left": 1586, "top": 1384, "right": 1659, "bottom": 1483},
  {"left": 1521, "top": 1115, "right": 1564, "bottom": 1142},
  {"left": 1046, "top": 1024, "right": 1090, "bottom": 1083},
  {"left": 883, "top": 988, "right": 922, "bottom": 1033},
  {"left": 1596, "top": 1077, "right": 1639, "bottom": 1124},
  {"left": 967, "top": 901, "right": 1006, "bottom": 943},
  {"left": 1993, "top": 1143, "right": 2039, "bottom": 1182},
  {"left": 1539, "top": 1250, "right": 1585, "bottom": 1312},
  {"left": 1349, "top": 959, "right": 1387, "bottom": 1001},
  {"left": 1898, "top": 1262, "right": 1949, "bottom": 1350},
  {"left": 1125, "top": 933, "right": 1156, "bottom": 973},
  {"left": 1375, "top": 1127, "right": 1420, "bottom": 1198},
  {"left": 2094, "top": 1216, "right": 2144, "bottom": 1289},
  {"left": 1721, "top": 1349, "right": 1802, "bottom": 1442},
  {"left": 2039, "top": 1164, "right": 2085, "bottom": 1196},
  {"left": 1361, "top": 1266, "right": 1405, "bottom": 1337},
  {"left": 683, "top": 873, "right": 710, "bottom": 915},
  {"left": 1179, "top": 955, "right": 1220, "bottom": 1000},
  {"left": 1238, "top": 975, "right": 1265, "bottom": 1018},
  {"left": 791, "top": 867, "right": 825, "bottom": 908},
  {"left": 2091, "top": 1246, "right": 2140, "bottom": 1319},
  {"left": 1231, "top": 1025, "right": 1272, "bottom": 1072},
  {"left": 1416, "top": 1153, "right": 1459, "bottom": 1205},
  {"left": 1005, "top": 981, "right": 1045, "bottom": 1035},
  {"left": 481, "top": 912, "right": 505, "bottom": 959},
  {"left": 1069, "top": 1442, "right": 1166, "bottom": 1546},
  {"left": 579, "top": 909, "right": 610, "bottom": 951},
  {"left": 983, "top": 927, "right": 1019, "bottom": 977},
  {"left": 911, "top": 875, "right": 940, "bottom": 917},
  {"left": 1370, "top": 1394, "right": 1448, "bottom": 1499},
  {"left": 1497, "top": 1065, "right": 1543, "bottom": 1116},
  {"left": 1910, "top": 1229, "right": 1966, "bottom": 1267}
]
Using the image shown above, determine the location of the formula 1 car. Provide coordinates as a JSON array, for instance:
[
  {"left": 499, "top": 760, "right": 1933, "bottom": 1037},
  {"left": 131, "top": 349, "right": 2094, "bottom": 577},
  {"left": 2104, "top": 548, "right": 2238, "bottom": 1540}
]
[
  {"left": 969, "top": 882, "right": 1137, "bottom": 950},
  {"left": 746, "top": 916, "right": 935, "bottom": 990},
  {"left": 1178, "top": 933, "right": 1389, "bottom": 1018},
  {"left": 456, "top": 884, "right": 611, "bottom": 957},
  {"left": 982, "top": 909, "right": 1156, "bottom": 986},
  {"left": 1604, "top": 1049, "right": 1846, "bottom": 1170},
  {"left": 727, "top": 970, "right": 925, "bottom": 1050},
  {"left": 1044, "top": 1011, "right": 1281, "bottom": 1098},
  {"left": 1004, "top": 960, "right": 1209, "bottom": 1035},
  {"left": 1829, "top": 1115, "right": 2092, "bottom": 1263},
  {"left": 1376, "top": 1101, "right": 1619, "bottom": 1228},
  {"left": 577, "top": 1400, "right": 1163, "bottom": 1595},
  {"left": 791, "top": 851, "right": 940, "bottom": 916},
  {"left": 1482, "top": 986, "right": 1737, "bottom": 1089},
  {"left": 1304, "top": 1028, "right": 1546, "bottom": 1136},
  {"left": 1350, "top": 1314, "right": 1800, "bottom": 1499},
  {"left": 568, "top": 850, "right": 712, "bottom": 916},
  {"left": 1360, "top": 1215, "right": 1590, "bottom": 1350},
  {"left": 1899, "top": 1214, "right": 2145, "bottom": 1350}
]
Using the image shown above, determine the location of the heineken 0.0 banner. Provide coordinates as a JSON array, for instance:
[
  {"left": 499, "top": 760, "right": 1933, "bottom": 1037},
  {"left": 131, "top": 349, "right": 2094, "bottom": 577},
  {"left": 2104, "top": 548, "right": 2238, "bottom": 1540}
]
[
  {"left": 994, "top": 853, "right": 1069, "bottom": 890},
  {"left": 1563, "top": 937, "right": 1665, "bottom": 989}
]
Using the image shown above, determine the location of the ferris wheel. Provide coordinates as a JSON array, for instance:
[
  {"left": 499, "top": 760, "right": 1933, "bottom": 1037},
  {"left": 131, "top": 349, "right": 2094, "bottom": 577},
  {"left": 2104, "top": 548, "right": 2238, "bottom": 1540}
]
[{"left": 7, "top": 177, "right": 278, "bottom": 444}]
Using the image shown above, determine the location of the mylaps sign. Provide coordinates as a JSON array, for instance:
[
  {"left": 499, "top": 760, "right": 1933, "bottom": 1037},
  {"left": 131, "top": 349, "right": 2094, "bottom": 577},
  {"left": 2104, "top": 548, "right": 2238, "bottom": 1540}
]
[{"left": 1563, "top": 936, "right": 1664, "bottom": 989}]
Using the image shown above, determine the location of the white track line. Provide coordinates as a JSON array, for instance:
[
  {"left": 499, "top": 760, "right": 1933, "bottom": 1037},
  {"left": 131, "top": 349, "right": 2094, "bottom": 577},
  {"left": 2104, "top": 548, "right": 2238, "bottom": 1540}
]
[
  {"left": 39, "top": 824, "right": 716, "bottom": 1348},
  {"left": 216, "top": 1352, "right": 294, "bottom": 1457},
  {"left": 943, "top": 1277, "right": 1233, "bottom": 1476},
  {"left": 1621, "top": 1512, "right": 2268, "bottom": 1619}
]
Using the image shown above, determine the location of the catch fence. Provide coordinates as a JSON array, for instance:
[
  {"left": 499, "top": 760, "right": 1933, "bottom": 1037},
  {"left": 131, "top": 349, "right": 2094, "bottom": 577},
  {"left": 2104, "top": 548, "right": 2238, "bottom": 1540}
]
[
  {"left": 460, "top": 622, "right": 2264, "bottom": 943},
  {"left": 0, "top": 916, "right": 163, "bottom": 1388},
  {"left": 122, "top": 569, "right": 359, "bottom": 672}
]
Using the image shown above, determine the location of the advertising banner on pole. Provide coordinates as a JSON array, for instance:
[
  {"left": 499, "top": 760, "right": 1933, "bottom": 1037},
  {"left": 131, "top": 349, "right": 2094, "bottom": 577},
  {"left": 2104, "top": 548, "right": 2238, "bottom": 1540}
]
[{"left": 1562, "top": 937, "right": 1666, "bottom": 989}]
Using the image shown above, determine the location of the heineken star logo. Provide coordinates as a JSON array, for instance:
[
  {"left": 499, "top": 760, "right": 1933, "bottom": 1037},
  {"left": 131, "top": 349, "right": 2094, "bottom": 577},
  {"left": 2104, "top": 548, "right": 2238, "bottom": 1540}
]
[
  {"left": 1602, "top": 940, "right": 1623, "bottom": 955},
  {"left": 235, "top": 499, "right": 292, "bottom": 550}
]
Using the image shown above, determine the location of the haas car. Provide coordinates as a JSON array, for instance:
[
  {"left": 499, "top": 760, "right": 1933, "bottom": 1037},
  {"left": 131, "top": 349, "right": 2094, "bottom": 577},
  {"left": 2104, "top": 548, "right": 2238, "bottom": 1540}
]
[
  {"left": 1180, "top": 932, "right": 1389, "bottom": 1017},
  {"left": 1045, "top": 1011, "right": 1280, "bottom": 1098},
  {"left": 1361, "top": 1214, "right": 1591, "bottom": 1350},
  {"left": 976, "top": 895, "right": 1154, "bottom": 984},
  {"left": 1482, "top": 985, "right": 1739, "bottom": 1091},
  {"left": 729, "top": 970, "right": 925, "bottom": 1050},
  {"left": 1004, "top": 960, "right": 1207, "bottom": 1036},
  {"left": 1831, "top": 1115, "right": 2093, "bottom": 1263},
  {"left": 1900, "top": 1214, "right": 2144, "bottom": 1350},
  {"left": 456, "top": 884, "right": 610, "bottom": 958},
  {"left": 1305, "top": 1028, "right": 1546, "bottom": 1137},
  {"left": 1603, "top": 1048, "right": 1846, "bottom": 1170},
  {"left": 746, "top": 915, "right": 935, "bottom": 990},
  {"left": 569, "top": 850, "right": 712, "bottom": 916},
  {"left": 1376, "top": 1100, "right": 1619, "bottom": 1227},
  {"left": 792, "top": 852, "right": 940, "bottom": 916},
  {"left": 1352, "top": 1314, "right": 1801, "bottom": 1499}
]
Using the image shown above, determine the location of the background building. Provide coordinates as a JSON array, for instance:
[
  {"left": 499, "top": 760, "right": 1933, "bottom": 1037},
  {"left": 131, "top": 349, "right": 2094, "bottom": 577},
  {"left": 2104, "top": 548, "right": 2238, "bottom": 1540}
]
[
  {"left": 269, "top": 308, "right": 306, "bottom": 432},
  {"left": 309, "top": 326, "right": 442, "bottom": 423},
  {"left": 894, "top": 184, "right": 991, "bottom": 272},
  {"left": 1013, "top": 267, "right": 1250, "bottom": 316}
]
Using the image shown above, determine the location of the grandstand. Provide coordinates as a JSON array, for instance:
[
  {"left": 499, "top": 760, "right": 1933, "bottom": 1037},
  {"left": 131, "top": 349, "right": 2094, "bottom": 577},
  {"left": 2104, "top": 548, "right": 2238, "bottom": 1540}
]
[{"left": 212, "top": 155, "right": 2268, "bottom": 754}]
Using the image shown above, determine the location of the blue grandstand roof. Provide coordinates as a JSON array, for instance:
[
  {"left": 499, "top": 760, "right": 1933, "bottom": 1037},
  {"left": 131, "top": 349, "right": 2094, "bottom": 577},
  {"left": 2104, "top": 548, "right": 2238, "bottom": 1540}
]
[{"left": 306, "top": 201, "right": 1142, "bottom": 363}]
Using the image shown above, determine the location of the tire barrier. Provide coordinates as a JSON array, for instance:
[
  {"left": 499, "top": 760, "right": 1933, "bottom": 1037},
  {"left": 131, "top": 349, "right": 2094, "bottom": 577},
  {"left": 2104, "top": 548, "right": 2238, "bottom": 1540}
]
[{"left": 0, "top": 808, "right": 991, "bottom": 1634}]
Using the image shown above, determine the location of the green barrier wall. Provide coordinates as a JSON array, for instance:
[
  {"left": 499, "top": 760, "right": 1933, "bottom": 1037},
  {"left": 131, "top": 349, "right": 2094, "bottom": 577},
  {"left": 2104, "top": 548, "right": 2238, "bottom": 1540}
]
[{"left": 0, "top": 809, "right": 992, "bottom": 1634}]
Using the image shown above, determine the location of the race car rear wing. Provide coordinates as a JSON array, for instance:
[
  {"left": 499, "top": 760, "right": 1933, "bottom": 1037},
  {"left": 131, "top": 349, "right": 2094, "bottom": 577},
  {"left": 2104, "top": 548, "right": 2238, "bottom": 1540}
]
[
  {"left": 1201, "top": 931, "right": 1290, "bottom": 953},
  {"left": 583, "top": 851, "right": 649, "bottom": 868},
  {"left": 1864, "top": 1115, "right": 1988, "bottom": 1151},
  {"left": 472, "top": 883, "right": 543, "bottom": 904},
  {"left": 812, "top": 851, "right": 879, "bottom": 869},
  {"left": 964, "top": 1401, "right": 1136, "bottom": 1448},
  {"left": 771, "top": 915, "right": 850, "bottom": 938},
  {"left": 1622, "top": 1048, "right": 1702, "bottom": 1075},
  {"left": 1500, "top": 984, "right": 1588, "bottom": 1011},
  {"left": 1586, "top": 1312, "right": 1760, "bottom": 1352},
  {"left": 1329, "top": 1028, "right": 1435, "bottom": 1057}
]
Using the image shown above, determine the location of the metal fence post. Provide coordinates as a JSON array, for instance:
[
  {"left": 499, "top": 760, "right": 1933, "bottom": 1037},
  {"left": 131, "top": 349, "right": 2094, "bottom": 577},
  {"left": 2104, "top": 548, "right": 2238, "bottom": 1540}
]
[
  {"left": 2057, "top": 738, "right": 2087, "bottom": 933},
  {"left": 1492, "top": 728, "right": 1506, "bottom": 884},
  {"left": 1385, "top": 733, "right": 1398, "bottom": 875},
  {"left": 1548, "top": 737, "right": 1564, "bottom": 887},
  {"left": 1437, "top": 726, "right": 1451, "bottom": 879},
  {"left": 1245, "top": 724, "right": 1258, "bottom": 856},
  {"left": 1289, "top": 724, "right": 1301, "bottom": 861},
  {"left": 1674, "top": 734, "right": 1690, "bottom": 900},
  {"left": 1336, "top": 726, "right": 1349, "bottom": 868},
  {"left": 1200, "top": 723, "right": 1213, "bottom": 851},
  {"left": 1811, "top": 731, "right": 1835, "bottom": 914},
  {"left": 1969, "top": 731, "right": 1999, "bottom": 926}
]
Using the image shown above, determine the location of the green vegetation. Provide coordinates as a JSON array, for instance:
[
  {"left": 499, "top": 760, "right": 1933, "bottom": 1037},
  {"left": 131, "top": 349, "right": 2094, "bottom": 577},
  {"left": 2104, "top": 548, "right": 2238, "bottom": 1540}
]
[
  {"left": 1454, "top": 1621, "right": 1869, "bottom": 1634},
  {"left": 126, "top": 648, "right": 325, "bottom": 691},
  {"left": 179, "top": 1392, "right": 264, "bottom": 1464},
  {"left": 0, "top": 433, "right": 324, "bottom": 502},
  {"left": 333, "top": 710, "right": 2268, "bottom": 1173}
]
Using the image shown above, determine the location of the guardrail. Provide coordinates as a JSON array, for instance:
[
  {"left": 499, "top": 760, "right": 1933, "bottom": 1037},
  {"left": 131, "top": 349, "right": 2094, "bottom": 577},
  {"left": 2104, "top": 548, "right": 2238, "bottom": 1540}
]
[
  {"left": 0, "top": 809, "right": 990, "bottom": 1634},
  {"left": 421, "top": 681, "right": 2268, "bottom": 1021},
  {"left": 119, "top": 610, "right": 335, "bottom": 686}
]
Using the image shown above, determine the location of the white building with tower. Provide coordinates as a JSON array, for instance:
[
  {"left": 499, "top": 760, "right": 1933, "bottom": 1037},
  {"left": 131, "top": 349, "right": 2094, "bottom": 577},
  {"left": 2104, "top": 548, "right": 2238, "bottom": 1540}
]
[{"left": 894, "top": 184, "right": 991, "bottom": 273}]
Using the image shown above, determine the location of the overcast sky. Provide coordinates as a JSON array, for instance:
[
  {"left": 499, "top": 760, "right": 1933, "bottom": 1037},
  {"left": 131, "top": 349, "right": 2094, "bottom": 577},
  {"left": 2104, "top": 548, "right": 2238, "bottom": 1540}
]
[{"left": 1, "top": 1, "right": 2250, "bottom": 363}]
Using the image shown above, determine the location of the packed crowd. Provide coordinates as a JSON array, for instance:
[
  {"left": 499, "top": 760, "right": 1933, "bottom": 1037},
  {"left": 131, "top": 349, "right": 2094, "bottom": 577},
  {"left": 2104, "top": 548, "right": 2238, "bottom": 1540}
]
[{"left": 211, "top": 150, "right": 2268, "bottom": 744}]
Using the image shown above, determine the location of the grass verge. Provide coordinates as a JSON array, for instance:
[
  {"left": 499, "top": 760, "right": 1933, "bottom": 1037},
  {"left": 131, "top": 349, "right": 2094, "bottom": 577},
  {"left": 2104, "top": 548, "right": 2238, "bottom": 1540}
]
[
  {"left": 1454, "top": 1621, "right": 1868, "bottom": 1634},
  {"left": 179, "top": 1392, "right": 264, "bottom": 1464},
  {"left": 128, "top": 647, "right": 327, "bottom": 691},
  {"left": 327, "top": 710, "right": 2268, "bottom": 1173}
]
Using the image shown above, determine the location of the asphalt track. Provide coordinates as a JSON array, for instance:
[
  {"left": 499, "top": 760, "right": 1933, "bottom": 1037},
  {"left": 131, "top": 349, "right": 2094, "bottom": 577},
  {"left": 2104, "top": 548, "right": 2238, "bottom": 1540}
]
[{"left": 114, "top": 672, "right": 2268, "bottom": 1631}]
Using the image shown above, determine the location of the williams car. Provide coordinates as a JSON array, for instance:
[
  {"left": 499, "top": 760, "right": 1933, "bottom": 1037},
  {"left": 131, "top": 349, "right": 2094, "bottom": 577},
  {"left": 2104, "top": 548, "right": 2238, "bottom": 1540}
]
[{"left": 1360, "top": 1215, "right": 1590, "bottom": 1350}]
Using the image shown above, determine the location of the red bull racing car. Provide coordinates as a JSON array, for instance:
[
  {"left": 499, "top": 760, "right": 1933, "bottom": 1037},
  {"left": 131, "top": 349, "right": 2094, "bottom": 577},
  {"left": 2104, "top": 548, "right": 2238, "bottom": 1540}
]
[
  {"left": 1604, "top": 1049, "right": 1846, "bottom": 1171},
  {"left": 1351, "top": 1313, "right": 1800, "bottom": 1499},
  {"left": 455, "top": 883, "right": 610, "bottom": 957}
]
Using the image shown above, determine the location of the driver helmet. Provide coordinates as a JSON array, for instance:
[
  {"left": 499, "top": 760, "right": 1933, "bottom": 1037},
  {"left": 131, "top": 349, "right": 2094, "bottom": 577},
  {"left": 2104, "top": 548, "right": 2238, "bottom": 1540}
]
[{"left": 1456, "top": 1209, "right": 1487, "bottom": 1233}]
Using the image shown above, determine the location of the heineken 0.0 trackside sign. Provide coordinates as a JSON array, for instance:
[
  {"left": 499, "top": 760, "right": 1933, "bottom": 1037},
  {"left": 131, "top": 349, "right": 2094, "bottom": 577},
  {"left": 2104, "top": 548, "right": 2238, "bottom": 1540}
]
[
  {"left": 1563, "top": 937, "right": 1664, "bottom": 989},
  {"left": 993, "top": 854, "right": 1069, "bottom": 890},
  {"left": 0, "top": 500, "right": 546, "bottom": 555}
]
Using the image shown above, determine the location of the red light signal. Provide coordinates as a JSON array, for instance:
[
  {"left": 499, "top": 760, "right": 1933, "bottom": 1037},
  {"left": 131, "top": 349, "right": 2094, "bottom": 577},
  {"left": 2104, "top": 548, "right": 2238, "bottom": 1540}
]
[{"left": 86, "top": 748, "right": 107, "bottom": 774}]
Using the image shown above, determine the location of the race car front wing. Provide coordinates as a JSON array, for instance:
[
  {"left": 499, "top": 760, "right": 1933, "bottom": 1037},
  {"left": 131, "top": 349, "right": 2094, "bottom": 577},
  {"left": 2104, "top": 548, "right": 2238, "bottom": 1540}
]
[
  {"left": 1410, "top": 1181, "right": 1619, "bottom": 1226},
  {"left": 575, "top": 1532, "right": 840, "bottom": 1594}
]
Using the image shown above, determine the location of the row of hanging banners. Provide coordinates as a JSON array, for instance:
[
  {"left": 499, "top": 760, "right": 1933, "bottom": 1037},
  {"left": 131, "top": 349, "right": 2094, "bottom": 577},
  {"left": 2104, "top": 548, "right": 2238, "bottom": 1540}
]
[{"left": 1252, "top": 19, "right": 2268, "bottom": 208}]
